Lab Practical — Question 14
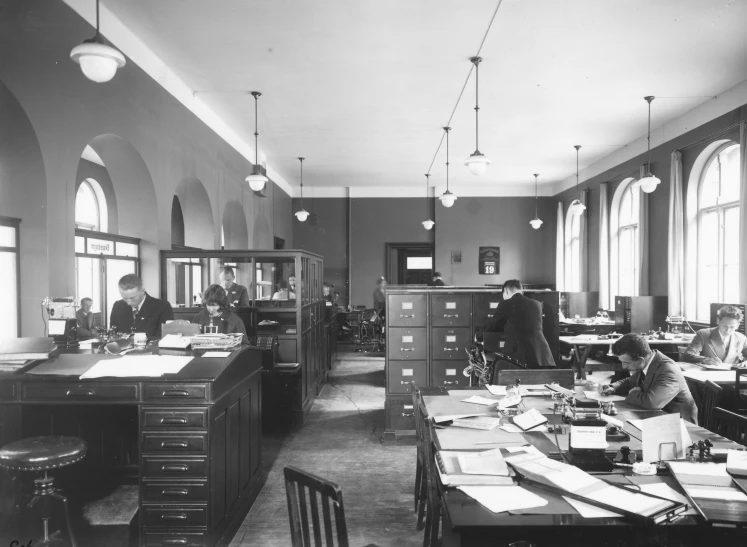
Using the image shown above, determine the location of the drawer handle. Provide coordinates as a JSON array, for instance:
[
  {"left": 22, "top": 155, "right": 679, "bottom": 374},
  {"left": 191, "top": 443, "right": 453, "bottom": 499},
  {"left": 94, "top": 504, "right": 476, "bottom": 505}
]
[
  {"left": 443, "top": 347, "right": 457, "bottom": 351},
  {"left": 161, "top": 488, "right": 189, "bottom": 496},
  {"left": 444, "top": 314, "right": 459, "bottom": 318},
  {"left": 66, "top": 389, "right": 94, "bottom": 397},
  {"left": 444, "top": 381, "right": 458, "bottom": 385},
  {"left": 401, "top": 412, "right": 414, "bottom": 417},
  {"left": 161, "top": 441, "right": 189, "bottom": 449},
  {"left": 399, "top": 348, "right": 414, "bottom": 352},
  {"left": 160, "top": 417, "right": 189, "bottom": 425},
  {"left": 162, "top": 390, "right": 191, "bottom": 397},
  {"left": 162, "top": 539, "right": 188, "bottom": 546},
  {"left": 400, "top": 380, "right": 413, "bottom": 385},
  {"left": 400, "top": 314, "right": 414, "bottom": 318},
  {"left": 161, "top": 464, "right": 189, "bottom": 472},
  {"left": 161, "top": 513, "right": 188, "bottom": 520}
]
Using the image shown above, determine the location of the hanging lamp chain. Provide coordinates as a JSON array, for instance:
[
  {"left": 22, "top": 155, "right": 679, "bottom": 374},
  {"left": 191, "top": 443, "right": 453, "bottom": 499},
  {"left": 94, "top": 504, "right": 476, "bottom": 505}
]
[
  {"left": 251, "top": 91, "right": 262, "bottom": 174},
  {"left": 95, "top": 0, "right": 100, "bottom": 34},
  {"left": 534, "top": 173, "right": 539, "bottom": 217},
  {"left": 645, "top": 96, "right": 655, "bottom": 174},
  {"left": 575, "top": 145, "right": 581, "bottom": 200},
  {"left": 471, "top": 57, "right": 482, "bottom": 152},
  {"left": 444, "top": 126, "right": 451, "bottom": 191},
  {"left": 299, "top": 157, "right": 304, "bottom": 206},
  {"left": 425, "top": 174, "right": 430, "bottom": 217}
]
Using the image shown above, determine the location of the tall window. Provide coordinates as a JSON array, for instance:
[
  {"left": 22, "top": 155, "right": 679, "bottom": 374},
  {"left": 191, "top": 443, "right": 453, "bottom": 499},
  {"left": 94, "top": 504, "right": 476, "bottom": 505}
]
[
  {"left": 618, "top": 183, "right": 640, "bottom": 297},
  {"left": 75, "top": 179, "right": 108, "bottom": 232},
  {"left": 0, "top": 216, "right": 21, "bottom": 336},
  {"left": 696, "top": 143, "right": 740, "bottom": 320},
  {"left": 566, "top": 212, "right": 581, "bottom": 291}
]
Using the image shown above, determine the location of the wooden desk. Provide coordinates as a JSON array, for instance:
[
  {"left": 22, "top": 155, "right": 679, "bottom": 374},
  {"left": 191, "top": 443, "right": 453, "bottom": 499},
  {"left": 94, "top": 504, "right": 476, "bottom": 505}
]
[
  {"left": 0, "top": 347, "right": 263, "bottom": 547},
  {"left": 423, "top": 386, "right": 746, "bottom": 546}
]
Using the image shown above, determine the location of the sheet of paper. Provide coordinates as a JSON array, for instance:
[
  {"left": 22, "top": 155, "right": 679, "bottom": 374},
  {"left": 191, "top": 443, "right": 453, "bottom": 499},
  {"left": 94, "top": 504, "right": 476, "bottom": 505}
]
[
  {"left": 80, "top": 355, "right": 192, "bottom": 378},
  {"left": 436, "top": 427, "right": 528, "bottom": 450},
  {"left": 498, "top": 393, "right": 522, "bottom": 410},
  {"left": 639, "top": 483, "right": 698, "bottom": 516},
  {"left": 202, "top": 351, "right": 231, "bottom": 358},
  {"left": 583, "top": 391, "right": 626, "bottom": 402},
  {"left": 457, "top": 449, "right": 509, "bottom": 476},
  {"left": 505, "top": 445, "right": 544, "bottom": 456},
  {"left": 727, "top": 450, "right": 747, "bottom": 476},
  {"left": 486, "top": 385, "right": 507, "bottom": 396},
  {"left": 27, "top": 354, "right": 112, "bottom": 376},
  {"left": 570, "top": 425, "right": 609, "bottom": 449},
  {"left": 432, "top": 414, "right": 482, "bottom": 424},
  {"left": 458, "top": 485, "right": 548, "bottom": 513},
  {"left": 462, "top": 395, "right": 501, "bottom": 406},
  {"left": 513, "top": 408, "right": 547, "bottom": 431},
  {"left": 640, "top": 413, "right": 685, "bottom": 462},
  {"left": 600, "top": 414, "right": 624, "bottom": 428},
  {"left": 562, "top": 496, "right": 622, "bottom": 518},
  {"left": 687, "top": 487, "right": 747, "bottom": 502},
  {"left": 499, "top": 423, "right": 523, "bottom": 433}
]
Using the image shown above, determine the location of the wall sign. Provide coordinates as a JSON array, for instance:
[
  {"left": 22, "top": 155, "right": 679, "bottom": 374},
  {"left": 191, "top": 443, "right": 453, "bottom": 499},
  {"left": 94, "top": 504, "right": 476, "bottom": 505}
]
[
  {"left": 87, "top": 237, "right": 114, "bottom": 255},
  {"left": 478, "top": 246, "right": 500, "bottom": 275}
]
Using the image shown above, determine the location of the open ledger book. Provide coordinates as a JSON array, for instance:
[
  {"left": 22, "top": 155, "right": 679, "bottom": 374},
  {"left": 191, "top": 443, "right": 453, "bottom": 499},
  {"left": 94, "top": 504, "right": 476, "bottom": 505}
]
[
  {"left": 666, "top": 461, "right": 747, "bottom": 523},
  {"left": 436, "top": 449, "right": 514, "bottom": 486}
]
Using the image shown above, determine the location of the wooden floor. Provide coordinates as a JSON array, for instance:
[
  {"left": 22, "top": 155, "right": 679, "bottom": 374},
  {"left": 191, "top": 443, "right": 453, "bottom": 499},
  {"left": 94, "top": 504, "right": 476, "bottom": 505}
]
[{"left": 229, "top": 351, "right": 421, "bottom": 547}]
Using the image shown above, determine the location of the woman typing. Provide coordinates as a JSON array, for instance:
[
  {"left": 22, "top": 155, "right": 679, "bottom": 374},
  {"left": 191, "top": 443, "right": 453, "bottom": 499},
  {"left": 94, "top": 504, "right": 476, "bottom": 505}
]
[
  {"left": 191, "top": 284, "right": 247, "bottom": 341},
  {"left": 683, "top": 305, "right": 747, "bottom": 368}
]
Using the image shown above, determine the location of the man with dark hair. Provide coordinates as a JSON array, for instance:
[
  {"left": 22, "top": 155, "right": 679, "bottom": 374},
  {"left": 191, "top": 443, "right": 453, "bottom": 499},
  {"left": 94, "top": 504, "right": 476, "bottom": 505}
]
[
  {"left": 219, "top": 266, "right": 250, "bottom": 307},
  {"left": 110, "top": 274, "right": 174, "bottom": 339},
  {"left": 603, "top": 333, "right": 698, "bottom": 423},
  {"left": 483, "top": 279, "right": 555, "bottom": 368},
  {"left": 683, "top": 305, "right": 747, "bottom": 367},
  {"left": 428, "top": 272, "right": 446, "bottom": 286},
  {"left": 76, "top": 297, "right": 97, "bottom": 340}
]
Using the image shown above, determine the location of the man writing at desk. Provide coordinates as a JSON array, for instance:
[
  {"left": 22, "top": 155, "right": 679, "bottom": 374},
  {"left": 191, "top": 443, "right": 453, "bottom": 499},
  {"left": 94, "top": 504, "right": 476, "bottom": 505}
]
[
  {"left": 682, "top": 305, "right": 747, "bottom": 368},
  {"left": 603, "top": 333, "right": 698, "bottom": 423},
  {"left": 110, "top": 274, "right": 174, "bottom": 339}
]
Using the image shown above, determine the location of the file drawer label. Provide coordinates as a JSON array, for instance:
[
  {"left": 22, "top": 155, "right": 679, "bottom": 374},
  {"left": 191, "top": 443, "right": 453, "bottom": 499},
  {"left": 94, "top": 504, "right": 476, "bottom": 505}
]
[
  {"left": 402, "top": 335, "right": 413, "bottom": 343},
  {"left": 446, "top": 369, "right": 456, "bottom": 376},
  {"left": 401, "top": 302, "right": 413, "bottom": 309},
  {"left": 445, "top": 302, "right": 457, "bottom": 309},
  {"left": 401, "top": 369, "right": 413, "bottom": 377},
  {"left": 490, "top": 302, "right": 499, "bottom": 308},
  {"left": 445, "top": 335, "right": 456, "bottom": 342}
]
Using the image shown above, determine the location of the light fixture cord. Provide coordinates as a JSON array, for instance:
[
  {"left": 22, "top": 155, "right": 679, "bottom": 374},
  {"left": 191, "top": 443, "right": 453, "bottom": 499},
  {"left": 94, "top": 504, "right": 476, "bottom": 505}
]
[
  {"left": 253, "top": 93, "right": 260, "bottom": 174},
  {"left": 645, "top": 96, "right": 654, "bottom": 174},
  {"left": 474, "top": 58, "right": 480, "bottom": 152},
  {"left": 96, "top": 0, "right": 100, "bottom": 34},
  {"left": 425, "top": 174, "right": 430, "bottom": 217},
  {"left": 534, "top": 174, "right": 539, "bottom": 217},
  {"left": 575, "top": 145, "right": 581, "bottom": 200},
  {"left": 445, "top": 127, "right": 451, "bottom": 192},
  {"left": 299, "top": 157, "right": 304, "bottom": 207}
]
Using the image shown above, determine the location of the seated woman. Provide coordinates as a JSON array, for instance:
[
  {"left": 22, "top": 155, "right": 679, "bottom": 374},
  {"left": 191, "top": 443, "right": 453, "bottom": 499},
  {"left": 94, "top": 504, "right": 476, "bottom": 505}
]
[
  {"left": 683, "top": 305, "right": 747, "bottom": 367},
  {"left": 191, "top": 284, "right": 247, "bottom": 341},
  {"left": 272, "top": 280, "right": 296, "bottom": 300}
]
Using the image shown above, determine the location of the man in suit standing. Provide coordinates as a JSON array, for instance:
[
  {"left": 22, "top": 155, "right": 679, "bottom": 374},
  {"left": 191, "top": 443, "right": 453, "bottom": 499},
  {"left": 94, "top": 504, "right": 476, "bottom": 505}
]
[
  {"left": 219, "top": 266, "right": 251, "bottom": 308},
  {"left": 483, "top": 279, "right": 555, "bottom": 368},
  {"left": 110, "top": 274, "right": 174, "bottom": 339},
  {"left": 76, "top": 297, "right": 97, "bottom": 340},
  {"left": 603, "top": 333, "right": 698, "bottom": 423},
  {"left": 427, "top": 272, "right": 446, "bottom": 286}
]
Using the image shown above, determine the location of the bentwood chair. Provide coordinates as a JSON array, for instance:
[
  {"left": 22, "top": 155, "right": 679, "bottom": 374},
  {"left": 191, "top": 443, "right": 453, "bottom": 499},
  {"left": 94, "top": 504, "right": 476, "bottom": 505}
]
[
  {"left": 698, "top": 379, "right": 723, "bottom": 430},
  {"left": 411, "top": 382, "right": 428, "bottom": 530},
  {"left": 422, "top": 412, "right": 441, "bottom": 547},
  {"left": 711, "top": 407, "right": 747, "bottom": 446}
]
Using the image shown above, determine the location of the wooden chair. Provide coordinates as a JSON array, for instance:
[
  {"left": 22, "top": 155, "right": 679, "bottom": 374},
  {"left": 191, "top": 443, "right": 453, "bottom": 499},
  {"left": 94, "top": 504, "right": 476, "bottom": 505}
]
[
  {"left": 161, "top": 319, "right": 200, "bottom": 336},
  {"left": 496, "top": 369, "right": 574, "bottom": 389},
  {"left": 422, "top": 411, "right": 440, "bottom": 547},
  {"left": 698, "top": 379, "right": 723, "bottom": 430},
  {"left": 710, "top": 407, "right": 747, "bottom": 446},
  {"left": 735, "top": 369, "right": 747, "bottom": 411},
  {"left": 411, "top": 382, "right": 427, "bottom": 530}
]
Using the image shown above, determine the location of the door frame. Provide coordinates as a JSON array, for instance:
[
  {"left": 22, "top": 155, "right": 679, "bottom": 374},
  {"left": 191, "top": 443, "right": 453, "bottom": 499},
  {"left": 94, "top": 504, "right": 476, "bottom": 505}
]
[{"left": 385, "top": 242, "right": 434, "bottom": 285}]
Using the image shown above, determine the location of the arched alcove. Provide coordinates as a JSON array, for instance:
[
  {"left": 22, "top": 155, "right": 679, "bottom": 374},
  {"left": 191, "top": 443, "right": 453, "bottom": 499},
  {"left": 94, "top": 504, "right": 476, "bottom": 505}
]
[
  {"left": 222, "top": 200, "right": 249, "bottom": 249},
  {"left": 171, "top": 196, "right": 185, "bottom": 247},
  {"left": 174, "top": 177, "right": 214, "bottom": 249},
  {"left": 75, "top": 145, "right": 119, "bottom": 233}
]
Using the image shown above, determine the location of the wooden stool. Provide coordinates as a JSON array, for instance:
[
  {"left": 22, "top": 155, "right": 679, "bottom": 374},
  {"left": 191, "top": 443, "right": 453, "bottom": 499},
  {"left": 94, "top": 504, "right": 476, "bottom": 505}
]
[{"left": 0, "top": 436, "right": 87, "bottom": 547}]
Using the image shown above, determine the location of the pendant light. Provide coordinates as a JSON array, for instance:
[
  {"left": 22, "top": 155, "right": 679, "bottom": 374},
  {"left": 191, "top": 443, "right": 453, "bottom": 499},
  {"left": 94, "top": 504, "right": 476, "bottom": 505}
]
[
  {"left": 70, "top": 0, "right": 126, "bottom": 83},
  {"left": 638, "top": 96, "right": 660, "bottom": 193},
  {"left": 245, "top": 91, "right": 269, "bottom": 192},
  {"left": 422, "top": 174, "right": 435, "bottom": 230},
  {"left": 568, "top": 145, "right": 586, "bottom": 216},
  {"left": 529, "top": 173, "right": 543, "bottom": 229},
  {"left": 439, "top": 127, "right": 457, "bottom": 208},
  {"left": 464, "top": 57, "right": 491, "bottom": 175},
  {"left": 294, "top": 157, "right": 309, "bottom": 222}
]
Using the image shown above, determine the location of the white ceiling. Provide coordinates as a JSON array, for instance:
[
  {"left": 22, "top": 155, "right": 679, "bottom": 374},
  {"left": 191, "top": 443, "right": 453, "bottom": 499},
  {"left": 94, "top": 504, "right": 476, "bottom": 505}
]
[{"left": 91, "top": 0, "right": 747, "bottom": 195}]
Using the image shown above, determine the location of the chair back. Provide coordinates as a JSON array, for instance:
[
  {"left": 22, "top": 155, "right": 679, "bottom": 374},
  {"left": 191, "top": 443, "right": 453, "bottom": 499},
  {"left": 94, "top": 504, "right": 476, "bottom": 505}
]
[
  {"left": 496, "top": 369, "right": 574, "bottom": 389},
  {"left": 736, "top": 370, "right": 747, "bottom": 409},
  {"left": 421, "top": 407, "right": 442, "bottom": 547},
  {"left": 284, "top": 465, "right": 349, "bottom": 547},
  {"left": 161, "top": 320, "right": 201, "bottom": 336},
  {"left": 411, "top": 382, "right": 424, "bottom": 444},
  {"left": 699, "top": 379, "right": 723, "bottom": 430},
  {"left": 710, "top": 407, "right": 747, "bottom": 446}
]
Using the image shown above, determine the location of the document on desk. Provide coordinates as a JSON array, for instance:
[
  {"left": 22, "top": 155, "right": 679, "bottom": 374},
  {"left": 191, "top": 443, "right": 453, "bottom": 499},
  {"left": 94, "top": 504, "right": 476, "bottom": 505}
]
[
  {"left": 638, "top": 414, "right": 688, "bottom": 462},
  {"left": 583, "top": 391, "right": 625, "bottom": 402},
  {"left": 461, "top": 395, "right": 502, "bottom": 406},
  {"left": 638, "top": 483, "right": 698, "bottom": 515},
  {"left": 457, "top": 485, "right": 548, "bottom": 513},
  {"left": 486, "top": 384, "right": 507, "bottom": 396},
  {"left": 562, "top": 496, "right": 622, "bottom": 518},
  {"left": 80, "top": 355, "right": 193, "bottom": 378},
  {"left": 457, "top": 449, "right": 509, "bottom": 476}
]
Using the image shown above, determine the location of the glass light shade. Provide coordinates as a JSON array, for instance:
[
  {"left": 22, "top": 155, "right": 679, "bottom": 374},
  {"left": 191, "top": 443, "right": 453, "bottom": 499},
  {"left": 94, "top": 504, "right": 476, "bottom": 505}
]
[
  {"left": 246, "top": 173, "right": 268, "bottom": 192},
  {"left": 639, "top": 174, "right": 661, "bottom": 193},
  {"left": 70, "top": 41, "right": 126, "bottom": 83},
  {"left": 439, "top": 190, "right": 457, "bottom": 208},
  {"left": 568, "top": 199, "right": 586, "bottom": 216},
  {"left": 529, "top": 218, "right": 543, "bottom": 230},
  {"left": 295, "top": 209, "right": 309, "bottom": 222},
  {"left": 422, "top": 218, "right": 435, "bottom": 230},
  {"left": 464, "top": 152, "right": 491, "bottom": 175}
]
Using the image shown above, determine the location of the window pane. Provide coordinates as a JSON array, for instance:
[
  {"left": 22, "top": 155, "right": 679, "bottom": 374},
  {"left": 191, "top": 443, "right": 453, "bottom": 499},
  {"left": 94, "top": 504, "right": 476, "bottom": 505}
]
[
  {"left": 698, "top": 265, "right": 719, "bottom": 322},
  {"left": 700, "top": 158, "right": 720, "bottom": 208},
  {"left": 106, "top": 259, "right": 136, "bottom": 328},
  {"left": 75, "top": 182, "right": 100, "bottom": 231},
  {"left": 719, "top": 144, "right": 740, "bottom": 203},
  {"left": 700, "top": 211, "right": 719, "bottom": 267},
  {"left": 724, "top": 265, "right": 739, "bottom": 303},
  {"left": 75, "top": 257, "right": 103, "bottom": 314},
  {"left": 116, "top": 242, "right": 139, "bottom": 258},
  {"left": 0, "top": 251, "right": 18, "bottom": 336},
  {"left": 723, "top": 206, "right": 740, "bottom": 266},
  {"left": 570, "top": 238, "right": 580, "bottom": 291},
  {"left": 0, "top": 225, "right": 16, "bottom": 247},
  {"left": 619, "top": 229, "right": 633, "bottom": 296},
  {"left": 75, "top": 236, "right": 85, "bottom": 253}
]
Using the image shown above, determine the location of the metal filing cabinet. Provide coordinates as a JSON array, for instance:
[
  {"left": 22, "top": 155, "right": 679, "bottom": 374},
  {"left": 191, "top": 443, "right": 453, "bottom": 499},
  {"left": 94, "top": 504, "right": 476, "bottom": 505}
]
[{"left": 431, "top": 294, "right": 471, "bottom": 327}]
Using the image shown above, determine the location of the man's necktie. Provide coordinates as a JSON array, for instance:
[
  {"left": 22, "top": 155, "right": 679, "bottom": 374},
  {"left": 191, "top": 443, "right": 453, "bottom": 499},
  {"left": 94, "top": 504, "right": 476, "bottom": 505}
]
[
  {"left": 638, "top": 371, "right": 646, "bottom": 387},
  {"left": 132, "top": 307, "right": 138, "bottom": 331}
]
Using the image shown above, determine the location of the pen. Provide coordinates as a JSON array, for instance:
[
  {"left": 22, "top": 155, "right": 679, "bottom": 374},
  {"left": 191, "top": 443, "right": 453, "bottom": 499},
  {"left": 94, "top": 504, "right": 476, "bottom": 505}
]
[{"left": 474, "top": 441, "right": 503, "bottom": 445}]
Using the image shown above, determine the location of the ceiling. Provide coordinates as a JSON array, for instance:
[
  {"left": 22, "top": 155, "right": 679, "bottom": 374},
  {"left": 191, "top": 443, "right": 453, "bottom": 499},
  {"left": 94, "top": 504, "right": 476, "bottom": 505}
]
[{"left": 97, "top": 0, "right": 747, "bottom": 195}]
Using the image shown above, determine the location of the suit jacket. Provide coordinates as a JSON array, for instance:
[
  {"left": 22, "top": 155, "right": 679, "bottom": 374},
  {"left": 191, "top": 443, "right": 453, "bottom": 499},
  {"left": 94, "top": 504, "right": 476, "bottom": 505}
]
[
  {"left": 191, "top": 309, "right": 247, "bottom": 342},
  {"left": 76, "top": 309, "right": 96, "bottom": 340},
  {"left": 610, "top": 350, "right": 698, "bottom": 423},
  {"left": 484, "top": 292, "right": 555, "bottom": 368},
  {"left": 683, "top": 327, "right": 747, "bottom": 365},
  {"left": 427, "top": 279, "right": 446, "bottom": 286},
  {"left": 224, "top": 283, "right": 251, "bottom": 308},
  {"left": 109, "top": 293, "right": 174, "bottom": 339}
]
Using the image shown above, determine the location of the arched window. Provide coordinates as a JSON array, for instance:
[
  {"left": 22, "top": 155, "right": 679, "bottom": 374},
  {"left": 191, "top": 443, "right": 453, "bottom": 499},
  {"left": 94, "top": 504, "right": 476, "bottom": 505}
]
[
  {"left": 617, "top": 182, "right": 640, "bottom": 297},
  {"left": 75, "top": 179, "right": 108, "bottom": 232},
  {"left": 696, "top": 143, "right": 740, "bottom": 319},
  {"left": 565, "top": 212, "right": 581, "bottom": 292}
]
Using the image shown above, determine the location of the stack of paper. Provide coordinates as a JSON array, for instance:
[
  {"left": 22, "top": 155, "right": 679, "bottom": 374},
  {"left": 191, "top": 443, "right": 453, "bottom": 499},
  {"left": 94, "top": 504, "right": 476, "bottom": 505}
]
[
  {"left": 457, "top": 449, "right": 509, "bottom": 476},
  {"left": 727, "top": 450, "right": 747, "bottom": 477},
  {"left": 436, "top": 450, "right": 514, "bottom": 486},
  {"left": 79, "top": 355, "right": 193, "bottom": 378},
  {"left": 513, "top": 408, "right": 548, "bottom": 431},
  {"left": 461, "top": 395, "right": 501, "bottom": 406},
  {"left": 457, "top": 485, "right": 548, "bottom": 513},
  {"left": 451, "top": 416, "right": 502, "bottom": 430}
]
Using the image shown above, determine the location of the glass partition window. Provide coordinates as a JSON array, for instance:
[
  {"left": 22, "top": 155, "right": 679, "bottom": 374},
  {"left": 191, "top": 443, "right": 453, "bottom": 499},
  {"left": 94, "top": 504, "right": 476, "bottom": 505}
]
[
  {"left": 255, "top": 257, "right": 296, "bottom": 306},
  {"left": 0, "top": 219, "right": 20, "bottom": 336}
]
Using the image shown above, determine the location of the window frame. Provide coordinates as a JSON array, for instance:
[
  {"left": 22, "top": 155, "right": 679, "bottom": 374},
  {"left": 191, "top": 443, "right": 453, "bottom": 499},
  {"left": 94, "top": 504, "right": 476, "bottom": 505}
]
[
  {"left": 565, "top": 210, "right": 581, "bottom": 292},
  {"left": 0, "top": 216, "right": 21, "bottom": 336},
  {"left": 617, "top": 183, "right": 640, "bottom": 297},
  {"left": 608, "top": 177, "right": 641, "bottom": 307},
  {"left": 75, "top": 178, "right": 108, "bottom": 232}
]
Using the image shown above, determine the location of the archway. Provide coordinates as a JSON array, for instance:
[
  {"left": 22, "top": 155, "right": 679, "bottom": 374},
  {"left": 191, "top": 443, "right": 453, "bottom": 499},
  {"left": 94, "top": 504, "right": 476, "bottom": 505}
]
[
  {"left": 171, "top": 196, "right": 186, "bottom": 247},
  {"left": 174, "top": 177, "right": 214, "bottom": 249},
  {"left": 222, "top": 200, "right": 249, "bottom": 249}
]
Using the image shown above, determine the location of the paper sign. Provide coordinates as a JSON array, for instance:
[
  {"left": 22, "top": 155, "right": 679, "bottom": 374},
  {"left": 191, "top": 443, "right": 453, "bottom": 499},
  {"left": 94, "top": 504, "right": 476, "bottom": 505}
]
[
  {"left": 446, "top": 335, "right": 456, "bottom": 342},
  {"left": 446, "top": 302, "right": 457, "bottom": 309},
  {"left": 401, "top": 369, "right": 413, "bottom": 377},
  {"left": 489, "top": 302, "right": 499, "bottom": 309},
  {"left": 402, "top": 335, "right": 413, "bottom": 343},
  {"left": 404, "top": 404, "right": 413, "bottom": 410},
  {"left": 570, "top": 426, "right": 609, "bottom": 449},
  {"left": 446, "top": 369, "right": 456, "bottom": 376},
  {"left": 640, "top": 413, "right": 686, "bottom": 462},
  {"left": 401, "top": 302, "right": 413, "bottom": 310},
  {"left": 202, "top": 351, "right": 231, "bottom": 358}
]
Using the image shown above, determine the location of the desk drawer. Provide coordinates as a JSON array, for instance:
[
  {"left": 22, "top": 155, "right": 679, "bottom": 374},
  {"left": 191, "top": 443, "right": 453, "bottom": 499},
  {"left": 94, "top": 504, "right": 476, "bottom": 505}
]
[
  {"left": 142, "top": 457, "right": 208, "bottom": 478},
  {"left": 143, "top": 531, "right": 207, "bottom": 547},
  {"left": 144, "top": 384, "right": 208, "bottom": 403},
  {"left": 22, "top": 382, "right": 138, "bottom": 401},
  {"left": 388, "top": 295, "right": 427, "bottom": 327},
  {"left": 431, "top": 361, "right": 470, "bottom": 387},
  {"left": 387, "top": 328, "right": 426, "bottom": 360},
  {"left": 142, "top": 481, "right": 208, "bottom": 503},
  {"left": 430, "top": 327, "right": 471, "bottom": 360},
  {"left": 143, "top": 506, "right": 207, "bottom": 528},
  {"left": 142, "top": 433, "right": 207, "bottom": 455},
  {"left": 386, "top": 397, "right": 415, "bottom": 431},
  {"left": 473, "top": 292, "right": 502, "bottom": 326},
  {"left": 431, "top": 294, "right": 471, "bottom": 327},
  {"left": 0, "top": 382, "right": 16, "bottom": 400},
  {"left": 387, "top": 361, "right": 426, "bottom": 394},
  {"left": 142, "top": 408, "right": 208, "bottom": 430}
]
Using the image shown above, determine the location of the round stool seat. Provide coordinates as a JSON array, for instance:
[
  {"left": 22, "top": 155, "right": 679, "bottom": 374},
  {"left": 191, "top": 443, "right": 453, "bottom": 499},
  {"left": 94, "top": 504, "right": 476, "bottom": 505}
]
[{"left": 0, "top": 436, "right": 87, "bottom": 472}]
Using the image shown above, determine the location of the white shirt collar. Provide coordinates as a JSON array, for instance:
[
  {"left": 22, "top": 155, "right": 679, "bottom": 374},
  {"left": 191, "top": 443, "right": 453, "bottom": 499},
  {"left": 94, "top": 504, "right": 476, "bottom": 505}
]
[
  {"left": 134, "top": 294, "right": 147, "bottom": 313},
  {"left": 641, "top": 351, "right": 655, "bottom": 376}
]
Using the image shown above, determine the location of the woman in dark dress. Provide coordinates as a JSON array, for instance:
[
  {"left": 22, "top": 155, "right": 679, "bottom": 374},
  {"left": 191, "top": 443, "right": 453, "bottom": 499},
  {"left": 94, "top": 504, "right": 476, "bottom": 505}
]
[{"left": 191, "top": 284, "right": 247, "bottom": 341}]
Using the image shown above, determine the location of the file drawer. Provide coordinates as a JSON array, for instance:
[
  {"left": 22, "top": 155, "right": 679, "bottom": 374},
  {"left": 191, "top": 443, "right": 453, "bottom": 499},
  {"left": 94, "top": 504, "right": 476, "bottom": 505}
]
[
  {"left": 473, "top": 292, "right": 502, "bottom": 326},
  {"left": 388, "top": 294, "right": 427, "bottom": 327},
  {"left": 141, "top": 457, "right": 208, "bottom": 478},
  {"left": 143, "top": 531, "right": 207, "bottom": 547},
  {"left": 385, "top": 397, "right": 416, "bottom": 432},
  {"left": 143, "top": 506, "right": 207, "bottom": 528},
  {"left": 431, "top": 360, "right": 470, "bottom": 387},
  {"left": 430, "top": 327, "right": 471, "bottom": 360},
  {"left": 387, "top": 328, "right": 426, "bottom": 360},
  {"left": 142, "top": 481, "right": 208, "bottom": 503},
  {"left": 144, "top": 384, "right": 208, "bottom": 402},
  {"left": 22, "top": 382, "right": 138, "bottom": 402},
  {"left": 141, "top": 433, "right": 208, "bottom": 455},
  {"left": 141, "top": 408, "right": 208, "bottom": 430},
  {"left": 431, "top": 294, "right": 471, "bottom": 327},
  {"left": 387, "top": 361, "right": 426, "bottom": 394},
  {"left": 0, "top": 382, "right": 16, "bottom": 400}
]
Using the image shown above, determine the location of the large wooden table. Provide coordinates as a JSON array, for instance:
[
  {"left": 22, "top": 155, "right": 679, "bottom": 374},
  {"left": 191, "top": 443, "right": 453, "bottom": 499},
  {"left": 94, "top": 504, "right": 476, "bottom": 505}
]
[
  {"left": 0, "top": 346, "right": 264, "bottom": 547},
  {"left": 423, "top": 386, "right": 746, "bottom": 547}
]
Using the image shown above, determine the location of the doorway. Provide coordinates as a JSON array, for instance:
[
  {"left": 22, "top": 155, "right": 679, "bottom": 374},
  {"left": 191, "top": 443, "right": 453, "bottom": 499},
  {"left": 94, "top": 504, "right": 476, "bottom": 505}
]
[{"left": 386, "top": 243, "right": 434, "bottom": 285}]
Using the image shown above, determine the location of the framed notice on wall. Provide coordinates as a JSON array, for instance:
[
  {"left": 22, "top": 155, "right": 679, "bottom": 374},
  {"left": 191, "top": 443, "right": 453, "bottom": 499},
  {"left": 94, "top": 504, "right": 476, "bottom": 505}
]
[{"left": 478, "top": 246, "right": 500, "bottom": 275}]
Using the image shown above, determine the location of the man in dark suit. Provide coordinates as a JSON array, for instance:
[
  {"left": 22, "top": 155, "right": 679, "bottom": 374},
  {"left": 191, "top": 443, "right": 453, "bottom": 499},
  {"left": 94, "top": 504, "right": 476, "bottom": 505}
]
[
  {"left": 603, "top": 333, "right": 698, "bottom": 424},
  {"left": 110, "top": 274, "right": 174, "bottom": 339},
  {"left": 76, "top": 297, "right": 97, "bottom": 340},
  {"left": 427, "top": 272, "right": 446, "bottom": 286},
  {"left": 483, "top": 279, "right": 555, "bottom": 368}
]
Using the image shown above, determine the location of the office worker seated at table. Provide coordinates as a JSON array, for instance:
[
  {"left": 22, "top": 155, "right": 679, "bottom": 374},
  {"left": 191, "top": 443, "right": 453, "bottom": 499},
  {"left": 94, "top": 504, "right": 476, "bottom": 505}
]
[
  {"left": 603, "top": 333, "right": 698, "bottom": 423},
  {"left": 76, "top": 297, "right": 97, "bottom": 340},
  {"left": 683, "top": 305, "right": 747, "bottom": 368},
  {"left": 483, "top": 279, "right": 555, "bottom": 368},
  {"left": 272, "top": 278, "right": 297, "bottom": 300},
  {"left": 219, "top": 266, "right": 250, "bottom": 308},
  {"left": 427, "top": 271, "right": 446, "bottom": 286},
  {"left": 373, "top": 276, "right": 386, "bottom": 318},
  {"left": 191, "top": 284, "right": 247, "bottom": 341},
  {"left": 110, "top": 274, "right": 174, "bottom": 339}
]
